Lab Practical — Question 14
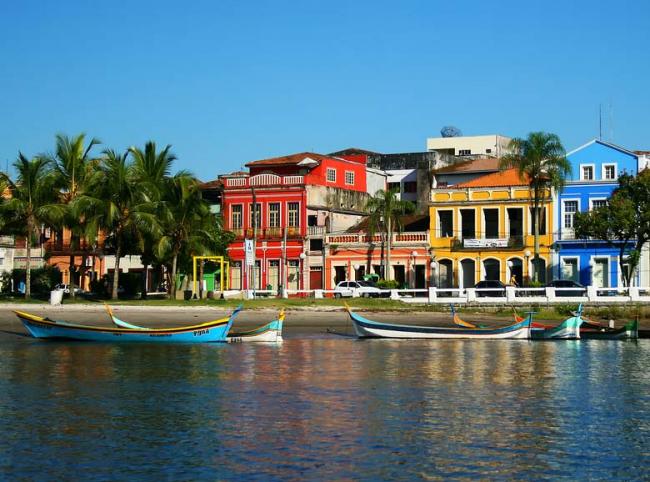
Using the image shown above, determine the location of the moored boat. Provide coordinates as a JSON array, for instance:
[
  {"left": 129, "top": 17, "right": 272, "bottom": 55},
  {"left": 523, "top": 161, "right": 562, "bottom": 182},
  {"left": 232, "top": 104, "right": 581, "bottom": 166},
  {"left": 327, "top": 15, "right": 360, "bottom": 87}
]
[
  {"left": 14, "top": 307, "right": 240, "bottom": 343},
  {"left": 106, "top": 305, "right": 284, "bottom": 342},
  {"left": 530, "top": 305, "right": 583, "bottom": 340},
  {"left": 579, "top": 317, "right": 639, "bottom": 340},
  {"left": 345, "top": 304, "right": 531, "bottom": 339}
]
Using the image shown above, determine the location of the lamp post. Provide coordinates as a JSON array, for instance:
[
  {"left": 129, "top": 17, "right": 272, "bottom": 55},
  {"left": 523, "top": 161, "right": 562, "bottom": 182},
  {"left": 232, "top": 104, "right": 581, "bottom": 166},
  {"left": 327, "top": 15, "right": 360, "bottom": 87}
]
[
  {"left": 430, "top": 259, "right": 437, "bottom": 287},
  {"left": 410, "top": 251, "right": 418, "bottom": 288},
  {"left": 299, "top": 252, "right": 306, "bottom": 291}
]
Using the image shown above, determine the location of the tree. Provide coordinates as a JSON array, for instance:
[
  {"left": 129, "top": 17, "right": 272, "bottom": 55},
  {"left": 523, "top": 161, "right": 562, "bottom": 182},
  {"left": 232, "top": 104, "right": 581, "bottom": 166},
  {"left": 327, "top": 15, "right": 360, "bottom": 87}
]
[
  {"left": 574, "top": 170, "right": 650, "bottom": 287},
  {"left": 365, "top": 189, "right": 415, "bottom": 281},
  {"left": 49, "top": 133, "right": 101, "bottom": 298},
  {"left": 129, "top": 141, "right": 180, "bottom": 297},
  {"left": 0, "top": 155, "right": 63, "bottom": 299},
  {"left": 80, "top": 149, "right": 159, "bottom": 299},
  {"left": 499, "top": 132, "right": 571, "bottom": 282}
]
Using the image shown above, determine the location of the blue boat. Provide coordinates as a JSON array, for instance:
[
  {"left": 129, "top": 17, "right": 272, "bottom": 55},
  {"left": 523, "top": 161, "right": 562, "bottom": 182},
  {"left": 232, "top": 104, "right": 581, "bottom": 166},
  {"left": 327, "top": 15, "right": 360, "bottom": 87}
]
[
  {"left": 530, "top": 305, "right": 584, "bottom": 340},
  {"left": 14, "top": 306, "right": 241, "bottom": 343}
]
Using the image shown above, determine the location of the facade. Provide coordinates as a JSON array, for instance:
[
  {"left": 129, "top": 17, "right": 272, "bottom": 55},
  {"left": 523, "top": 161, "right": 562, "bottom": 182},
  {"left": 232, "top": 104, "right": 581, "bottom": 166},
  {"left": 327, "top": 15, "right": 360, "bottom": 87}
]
[
  {"left": 324, "top": 215, "right": 431, "bottom": 289},
  {"left": 554, "top": 140, "right": 639, "bottom": 288},
  {"left": 222, "top": 152, "right": 378, "bottom": 292},
  {"left": 430, "top": 169, "right": 553, "bottom": 288},
  {"left": 426, "top": 134, "right": 512, "bottom": 158}
]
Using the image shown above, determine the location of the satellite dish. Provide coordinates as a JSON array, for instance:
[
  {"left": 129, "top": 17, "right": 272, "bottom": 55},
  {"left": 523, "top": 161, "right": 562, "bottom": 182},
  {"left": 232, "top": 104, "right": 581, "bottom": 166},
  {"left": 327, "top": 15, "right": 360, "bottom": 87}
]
[{"left": 441, "top": 126, "right": 462, "bottom": 138}]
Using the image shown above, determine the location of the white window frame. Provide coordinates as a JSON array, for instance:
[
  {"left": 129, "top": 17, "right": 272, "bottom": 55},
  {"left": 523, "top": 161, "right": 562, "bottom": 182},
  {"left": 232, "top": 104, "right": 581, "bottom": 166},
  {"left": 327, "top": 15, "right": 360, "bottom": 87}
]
[
  {"left": 268, "top": 202, "right": 281, "bottom": 228},
  {"left": 561, "top": 198, "right": 580, "bottom": 235},
  {"left": 326, "top": 168, "right": 336, "bottom": 183},
  {"left": 287, "top": 201, "right": 300, "bottom": 228},
  {"left": 589, "top": 197, "right": 608, "bottom": 211},
  {"left": 602, "top": 163, "right": 617, "bottom": 181},
  {"left": 345, "top": 170, "right": 355, "bottom": 186},
  {"left": 590, "top": 255, "right": 611, "bottom": 288},
  {"left": 231, "top": 204, "right": 243, "bottom": 229},
  {"left": 249, "top": 202, "right": 262, "bottom": 229},
  {"left": 580, "top": 163, "right": 596, "bottom": 181},
  {"left": 560, "top": 256, "right": 580, "bottom": 281}
]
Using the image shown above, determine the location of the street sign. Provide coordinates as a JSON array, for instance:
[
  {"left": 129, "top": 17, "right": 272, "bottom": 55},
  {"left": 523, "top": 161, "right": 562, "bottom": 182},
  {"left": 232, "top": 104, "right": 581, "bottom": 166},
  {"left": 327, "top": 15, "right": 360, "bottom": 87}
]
[{"left": 245, "top": 239, "right": 254, "bottom": 266}]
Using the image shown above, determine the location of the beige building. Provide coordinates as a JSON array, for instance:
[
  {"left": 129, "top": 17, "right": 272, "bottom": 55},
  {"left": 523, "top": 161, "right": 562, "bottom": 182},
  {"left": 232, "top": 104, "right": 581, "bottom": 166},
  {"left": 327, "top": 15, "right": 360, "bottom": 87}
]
[{"left": 427, "top": 134, "right": 512, "bottom": 158}]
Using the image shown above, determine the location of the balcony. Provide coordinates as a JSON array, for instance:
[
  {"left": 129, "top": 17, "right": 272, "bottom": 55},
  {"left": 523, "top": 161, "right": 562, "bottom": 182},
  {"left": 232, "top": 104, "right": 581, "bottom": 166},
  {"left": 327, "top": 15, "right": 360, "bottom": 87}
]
[
  {"left": 450, "top": 236, "right": 525, "bottom": 251},
  {"left": 230, "top": 227, "right": 302, "bottom": 240},
  {"left": 325, "top": 232, "right": 429, "bottom": 246},
  {"left": 307, "top": 226, "right": 327, "bottom": 237},
  {"left": 0, "top": 235, "right": 14, "bottom": 247},
  {"left": 224, "top": 174, "right": 304, "bottom": 188}
]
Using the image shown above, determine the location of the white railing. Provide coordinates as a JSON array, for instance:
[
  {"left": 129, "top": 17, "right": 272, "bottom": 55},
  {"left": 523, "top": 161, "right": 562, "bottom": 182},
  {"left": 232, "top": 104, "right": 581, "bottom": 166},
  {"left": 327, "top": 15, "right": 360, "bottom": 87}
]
[
  {"left": 234, "top": 285, "right": 650, "bottom": 304},
  {"left": 308, "top": 226, "right": 326, "bottom": 236},
  {"left": 225, "top": 175, "right": 304, "bottom": 188},
  {"left": 326, "top": 232, "right": 429, "bottom": 245}
]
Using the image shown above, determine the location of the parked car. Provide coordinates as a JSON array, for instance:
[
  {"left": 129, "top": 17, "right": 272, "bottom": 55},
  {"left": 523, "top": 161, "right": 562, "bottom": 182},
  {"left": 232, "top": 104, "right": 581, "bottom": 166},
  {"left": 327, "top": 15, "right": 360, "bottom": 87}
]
[
  {"left": 54, "top": 283, "right": 84, "bottom": 295},
  {"left": 334, "top": 281, "right": 382, "bottom": 298},
  {"left": 474, "top": 280, "right": 507, "bottom": 297},
  {"left": 546, "top": 279, "right": 586, "bottom": 297}
]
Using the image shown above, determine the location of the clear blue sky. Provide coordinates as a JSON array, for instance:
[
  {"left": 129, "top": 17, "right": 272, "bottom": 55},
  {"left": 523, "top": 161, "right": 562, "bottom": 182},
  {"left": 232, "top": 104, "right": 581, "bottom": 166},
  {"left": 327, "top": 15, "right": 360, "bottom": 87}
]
[{"left": 1, "top": 0, "right": 648, "bottom": 180}]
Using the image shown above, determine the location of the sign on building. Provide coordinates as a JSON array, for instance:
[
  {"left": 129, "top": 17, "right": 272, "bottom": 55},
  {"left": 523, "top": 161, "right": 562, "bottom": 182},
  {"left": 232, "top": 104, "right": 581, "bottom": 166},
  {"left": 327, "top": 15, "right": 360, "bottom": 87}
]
[
  {"left": 463, "top": 238, "right": 508, "bottom": 248},
  {"left": 245, "top": 239, "right": 254, "bottom": 266}
]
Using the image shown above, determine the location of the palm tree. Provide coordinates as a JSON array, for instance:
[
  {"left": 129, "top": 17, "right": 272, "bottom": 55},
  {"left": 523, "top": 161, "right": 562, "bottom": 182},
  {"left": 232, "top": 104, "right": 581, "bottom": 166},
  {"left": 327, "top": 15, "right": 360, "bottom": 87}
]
[
  {"left": 156, "top": 175, "right": 211, "bottom": 299},
  {"left": 366, "top": 189, "right": 415, "bottom": 282},
  {"left": 49, "top": 133, "right": 101, "bottom": 298},
  {"left": 80, "top": 149, "right": 159, "bottom": 299},
  {"left": 499, "top": 132, "right": 571, "bottom": 283},
  {"left": 0, "top": 155, "right": 63, "bottom": 299}
]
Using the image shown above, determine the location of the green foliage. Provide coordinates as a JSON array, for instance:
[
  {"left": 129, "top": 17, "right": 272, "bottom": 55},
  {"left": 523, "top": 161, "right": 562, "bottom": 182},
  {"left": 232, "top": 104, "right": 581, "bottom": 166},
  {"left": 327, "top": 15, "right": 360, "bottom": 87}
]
[
  {"left": 10, "top": 266, "right": 62, "bottom": 295},
  {"left": 376, "top": 279, "right": 399, "bottom": 289}
]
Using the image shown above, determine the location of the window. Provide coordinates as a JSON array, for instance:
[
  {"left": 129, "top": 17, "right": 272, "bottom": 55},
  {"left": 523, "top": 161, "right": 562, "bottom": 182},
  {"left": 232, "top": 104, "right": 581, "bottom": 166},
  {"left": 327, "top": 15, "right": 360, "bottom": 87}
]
[
  {"left": 403, "top": 181, "right": 417, "bottom": 193},
  {"left": 288, "top": 202, "right": 300, "bottom": 227},
  {"left": 581, "top": 165, "right": 594, "bottom": 180},
  {"left": 249, "top": 203, "right": 261, "bottom": 229},
  {"left": 268, "top": 203, "right": 280, "bottom": 227},
  {"left": 591, "top": 199, "right": 607, "bottom": 211},
  {"left": 231, "top": 204, "right": 243, "bottom": 229},
  {"left": 458, "top": 149, "right": 471, "bottom": 156},
  {"left": 484, "top": 209, "right": 499, "bottom": 238},
  {"left": 438, "top": 211, "right": 453, "bottom": 237},
  {"left": 563, "top": 201, "right": 578, "bottom": 228},
  {"left": 603, "top": 164, "right": 617, "bottom": 180},
  {"left": 327, "top": 168, "right": 336, "bottom": 182},
  {"left": 345, "top": 171, "right": 355, "bottom": 185},
  {"left": 387, "top": 182, "right": 400, "bottom": 192},
  {"left": 529, "top": 207, "right": 547, "bottom": 235},
  {"left": 486, "top": 148, "right": 492, "bottom": 154}
]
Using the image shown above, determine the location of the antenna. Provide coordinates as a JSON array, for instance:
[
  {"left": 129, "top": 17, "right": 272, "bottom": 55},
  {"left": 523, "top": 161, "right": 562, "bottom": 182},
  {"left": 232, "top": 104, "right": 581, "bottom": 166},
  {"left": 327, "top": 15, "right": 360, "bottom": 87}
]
[{"left": 599, "top": 104, "right": 602, "bottom": 140}]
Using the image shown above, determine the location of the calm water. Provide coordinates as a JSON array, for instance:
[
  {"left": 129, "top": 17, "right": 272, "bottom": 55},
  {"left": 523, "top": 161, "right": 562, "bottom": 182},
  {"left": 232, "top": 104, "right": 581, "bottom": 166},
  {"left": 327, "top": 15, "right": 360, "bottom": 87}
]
[{"left": 0, "top": 336, "right": 648, "bottom": 480}]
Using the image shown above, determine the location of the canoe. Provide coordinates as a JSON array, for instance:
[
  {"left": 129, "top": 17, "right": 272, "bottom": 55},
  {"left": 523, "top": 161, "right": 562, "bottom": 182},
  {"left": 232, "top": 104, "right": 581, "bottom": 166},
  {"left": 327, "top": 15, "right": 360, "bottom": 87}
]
[
  {"left": 345, "top": 305, "right": 531, "bottom": 339},
  {"left": 530, "top": 305, "right": 583, "bottom": 340},
  {"left": 105, "top": 305, "right": 284, "bottom": 343},
  {"left": 580, "top": 318, "right": 639, "bottom": 340},
  {"left": 14, "top": 307, "right": 240, "bottom": 343}
]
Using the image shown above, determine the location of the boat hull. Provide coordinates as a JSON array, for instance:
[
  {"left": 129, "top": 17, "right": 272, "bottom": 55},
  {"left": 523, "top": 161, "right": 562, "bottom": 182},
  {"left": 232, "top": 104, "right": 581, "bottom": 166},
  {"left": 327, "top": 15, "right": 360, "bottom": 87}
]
[
  {"left": 228, "top": 318, "right": 283, "bottom": 343},
  {"left": 580, "top": 319, "right": 639, "bottom": 340},
  {"left": 348, "top": 310, "right": 531, "bottom": 339},
  {"left": 530, "top": 315, "right": 583, "bottom": 340},
  {"left": 16, "top": 310, "right": 233, "bottom": 343}
]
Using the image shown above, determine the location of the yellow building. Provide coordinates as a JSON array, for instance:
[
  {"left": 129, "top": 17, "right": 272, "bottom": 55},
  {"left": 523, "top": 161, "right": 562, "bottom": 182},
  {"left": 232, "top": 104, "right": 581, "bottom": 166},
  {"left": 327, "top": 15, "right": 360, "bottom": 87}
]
[{"left": 429, "top": 168, "right": 553, "bottom": 288}]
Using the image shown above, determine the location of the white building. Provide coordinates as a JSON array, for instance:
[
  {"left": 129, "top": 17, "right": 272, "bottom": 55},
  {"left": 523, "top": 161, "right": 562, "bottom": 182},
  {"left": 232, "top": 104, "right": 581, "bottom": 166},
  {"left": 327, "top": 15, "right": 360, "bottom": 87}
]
[{"left": 427, "top": 134, "right": 512, "bottom": 158}]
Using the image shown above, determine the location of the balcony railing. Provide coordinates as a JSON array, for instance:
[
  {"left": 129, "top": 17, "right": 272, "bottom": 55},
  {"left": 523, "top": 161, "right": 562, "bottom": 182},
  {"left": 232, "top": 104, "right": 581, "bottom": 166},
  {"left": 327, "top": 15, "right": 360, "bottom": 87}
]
[
  {"left": 307, "top": 226, "right": 327, "bottom": 236},
  {"left": 230, "top": 227, "right": 302, "bottom": 240},
  {"left": 326, "top": 232, "right": 429, "bottom": 246},
  {"left": 224, "top": 174, "right": 304, "bottom": 188}
]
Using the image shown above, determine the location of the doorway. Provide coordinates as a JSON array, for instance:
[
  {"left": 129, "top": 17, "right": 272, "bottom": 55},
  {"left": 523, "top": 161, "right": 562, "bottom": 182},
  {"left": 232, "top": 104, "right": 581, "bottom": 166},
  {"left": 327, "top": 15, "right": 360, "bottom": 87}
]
[
  {"left": 483, "top": 258, "right": 501, "bottom": 281},
  {"left": 592, "top": 258, "right": 609, "bottom": 287},
  {"left": 460, "top": 259, "right": 475, "bottom": 288}
]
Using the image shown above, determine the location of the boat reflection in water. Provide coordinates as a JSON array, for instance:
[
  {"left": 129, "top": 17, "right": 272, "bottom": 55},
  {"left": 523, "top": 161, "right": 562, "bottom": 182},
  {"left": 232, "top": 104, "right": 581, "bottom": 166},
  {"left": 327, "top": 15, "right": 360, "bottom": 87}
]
[{"left": 0, "top": 335, "right": 647, "bottom": 479}]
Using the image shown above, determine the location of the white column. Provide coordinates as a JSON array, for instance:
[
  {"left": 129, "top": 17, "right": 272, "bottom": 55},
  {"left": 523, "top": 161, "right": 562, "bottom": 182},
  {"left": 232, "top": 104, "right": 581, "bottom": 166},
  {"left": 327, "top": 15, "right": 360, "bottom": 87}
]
[
  {"left": 506, "top": 286, "right": 516, "bottom": 302},
  {"left": 428, "top": 287, "right": 437, "bottom": 303}
]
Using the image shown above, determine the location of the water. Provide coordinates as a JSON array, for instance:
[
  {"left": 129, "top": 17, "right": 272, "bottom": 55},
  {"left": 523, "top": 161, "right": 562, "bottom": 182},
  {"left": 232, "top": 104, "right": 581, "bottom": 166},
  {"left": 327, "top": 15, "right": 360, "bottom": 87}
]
[{"left": 0, "top": 337, "right": 648, "bottom": 480}]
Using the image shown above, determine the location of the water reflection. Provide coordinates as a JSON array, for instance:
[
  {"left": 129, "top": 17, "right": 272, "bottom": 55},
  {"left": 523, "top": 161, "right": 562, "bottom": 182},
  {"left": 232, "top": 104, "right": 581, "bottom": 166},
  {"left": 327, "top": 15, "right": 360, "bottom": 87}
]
[{"left": 0, "top": 338, "right": 648, "bottom": 479}]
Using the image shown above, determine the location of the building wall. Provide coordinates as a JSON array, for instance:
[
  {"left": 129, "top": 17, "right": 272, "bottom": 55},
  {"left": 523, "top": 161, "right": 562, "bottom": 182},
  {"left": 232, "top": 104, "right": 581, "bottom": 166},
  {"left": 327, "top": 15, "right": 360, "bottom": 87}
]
[
  {"left": 429, "top": 187, "right": 553, "bottom": 287},
  {"left": 366, "top": 168, "right": 387, "bottom": 196},
  {"left": 426, "top": 135, "right": 512, "bottom": 158},
  {"left": 386, "top": 169, "right": 418, "bottom": 202},
  {"left": 566, "top": 140, "right": 638, "bottom": 182}
]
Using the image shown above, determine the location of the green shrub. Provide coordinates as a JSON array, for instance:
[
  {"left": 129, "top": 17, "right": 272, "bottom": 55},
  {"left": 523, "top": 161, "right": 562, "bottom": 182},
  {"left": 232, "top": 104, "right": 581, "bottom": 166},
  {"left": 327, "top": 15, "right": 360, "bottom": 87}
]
[{"left": 377, "top": 279, "right": 399, "bottom": 289}]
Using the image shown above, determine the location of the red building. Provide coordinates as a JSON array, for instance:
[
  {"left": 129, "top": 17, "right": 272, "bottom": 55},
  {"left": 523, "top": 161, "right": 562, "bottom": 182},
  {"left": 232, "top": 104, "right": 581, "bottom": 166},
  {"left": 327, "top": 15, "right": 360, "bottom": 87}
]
[{"left": 221, "top": 152, "right": 379, "bottom": 292}]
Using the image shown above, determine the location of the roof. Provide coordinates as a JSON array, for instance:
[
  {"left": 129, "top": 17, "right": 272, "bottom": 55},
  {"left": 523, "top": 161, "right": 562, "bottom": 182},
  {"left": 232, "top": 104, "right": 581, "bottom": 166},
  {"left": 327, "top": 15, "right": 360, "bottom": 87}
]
[
  {"left": 634, "top": 150, "right": 650, "bottom": 155},
  {"left": 329, "top": 147, "right": 381, "bottom": 157},
  {"left": 245, "top": 152, "right": 337, "bottom": 168},
  {"left": 566, "top": 139, "right": 638, "bottom": 158},
  {"left": 346, "top": 214, "right": 429, "bottom": 233},
  {"left": 432, "top": 157, "right": 500, "bottom": 174},
  {"left": 199, "top": 179, "right": 223, "bottom": 190},
  {"left": 453, "top": 168, "right": 530, "bottom": 188}
]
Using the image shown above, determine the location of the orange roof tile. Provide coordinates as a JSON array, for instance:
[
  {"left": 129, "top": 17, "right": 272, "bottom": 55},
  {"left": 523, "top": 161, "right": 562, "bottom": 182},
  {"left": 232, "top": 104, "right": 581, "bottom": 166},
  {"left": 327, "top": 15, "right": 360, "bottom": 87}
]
[
  {"left": 433, "top": 157, "right": 500, "bottom": 174},
  {"left": 453, "top": 168, "right": 530, "bottom": 188},
  {"left": 245, "top": 152, "right": 337, "bottom": 167}
]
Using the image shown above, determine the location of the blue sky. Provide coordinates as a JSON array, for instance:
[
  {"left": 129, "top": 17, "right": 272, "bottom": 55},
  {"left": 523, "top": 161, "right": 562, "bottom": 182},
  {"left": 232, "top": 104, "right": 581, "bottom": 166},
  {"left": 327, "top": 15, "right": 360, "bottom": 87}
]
[{"left": 1, "top": 0, "right": 648, "bottom": 180}]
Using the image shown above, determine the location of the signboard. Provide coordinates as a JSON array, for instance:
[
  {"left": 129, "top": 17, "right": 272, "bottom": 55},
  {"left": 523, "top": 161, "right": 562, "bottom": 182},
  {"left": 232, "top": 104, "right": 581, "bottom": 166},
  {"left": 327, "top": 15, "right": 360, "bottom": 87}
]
[
  {"left": 463, "top": 238, "right": 508, "bottom": 248},
  {"left": 245, "top": 239, "right": 254, "bottom": 266}
]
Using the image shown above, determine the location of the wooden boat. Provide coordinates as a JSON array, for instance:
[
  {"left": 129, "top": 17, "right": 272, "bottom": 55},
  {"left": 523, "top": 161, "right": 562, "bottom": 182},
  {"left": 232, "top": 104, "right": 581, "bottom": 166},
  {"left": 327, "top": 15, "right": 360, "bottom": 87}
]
[
  {"left": 345, "top": 304, "right": 532, "bottom": 339},
  {"left": 579, "top": 318, "right": 639, "bottom": 340},
  {"left": 14, "top": 307, "right": 240, "bottom": 343},
  {"left": 105, "top": 305, "right": 284, "bottom": 342},
  {"left": 529, "top": 305, "right": 583, "bottom": 340}
]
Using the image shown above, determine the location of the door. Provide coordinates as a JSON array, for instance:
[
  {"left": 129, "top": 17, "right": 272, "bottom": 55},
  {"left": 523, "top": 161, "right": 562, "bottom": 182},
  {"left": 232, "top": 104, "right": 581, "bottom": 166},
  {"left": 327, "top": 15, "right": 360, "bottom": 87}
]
[
  {"left": 310, "top": 267, "right": 323, "bottom": 290},
  {"left": 483, "top": 259, "right": 501, "bottom": 281},
  {"left": 268, "top": 260, "right": 280, "bottom": 291},
  {"left": 414, "top": 265, "right": 426, "bottom": 289},
  {"left": 287, "top": 260, "right": 300, "bottom": 290},
  {"left": 460, "top": 259, "right": 475, "bottom": 289},
  {"left": 438, "top": 260, "right": 453, "bottom": 288},
  {"left": 393, "top": 265, "right": 406, "bottom": 288},
  {"left": 562, "top": 258, "right": 578, "bottom": 282},
  {"left": 592, "top": 258, "right": 609, "bottom": 287}
]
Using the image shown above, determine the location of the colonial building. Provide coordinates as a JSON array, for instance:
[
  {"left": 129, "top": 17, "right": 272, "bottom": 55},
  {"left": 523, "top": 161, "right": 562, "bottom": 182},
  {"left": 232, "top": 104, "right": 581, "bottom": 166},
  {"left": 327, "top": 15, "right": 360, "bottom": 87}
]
[
  {"left": 426, "top": 133, "right": 512, "bottom": 159},
  {"left": 554, "top": 140, "right": 640, "bottom": 288},
  {"left": 430, "top": 168, "right": 553, "bottom": 288},
  {"left": 221, "top": 152, "right": 385, "bottom": 292}
]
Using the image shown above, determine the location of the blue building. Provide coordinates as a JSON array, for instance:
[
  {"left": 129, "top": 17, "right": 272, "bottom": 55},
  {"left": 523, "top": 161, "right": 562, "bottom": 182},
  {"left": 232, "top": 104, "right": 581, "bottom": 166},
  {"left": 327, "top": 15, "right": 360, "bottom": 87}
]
[{"left": 554, "top": 139, "right": 639, "bottom": 288}]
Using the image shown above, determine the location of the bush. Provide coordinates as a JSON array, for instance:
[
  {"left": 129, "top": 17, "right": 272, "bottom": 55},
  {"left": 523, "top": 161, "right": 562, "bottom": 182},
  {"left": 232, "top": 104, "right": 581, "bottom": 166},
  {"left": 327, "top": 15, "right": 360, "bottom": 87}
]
[
  {"left": 10, "top": 266, "right": 62, "bottom": 295},
  {"left": 377, "top": 279, "right": 399, "bottom": 289}
]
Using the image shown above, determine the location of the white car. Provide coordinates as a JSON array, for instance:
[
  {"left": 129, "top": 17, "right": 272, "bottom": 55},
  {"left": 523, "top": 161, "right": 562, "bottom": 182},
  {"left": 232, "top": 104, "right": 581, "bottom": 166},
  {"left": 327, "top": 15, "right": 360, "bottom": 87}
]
[
  {"left": 54, "top": 283, "right": 84, "bottom": 295},
  {"left": 333, "top": 281, "right": 381, "bottom": 298}
]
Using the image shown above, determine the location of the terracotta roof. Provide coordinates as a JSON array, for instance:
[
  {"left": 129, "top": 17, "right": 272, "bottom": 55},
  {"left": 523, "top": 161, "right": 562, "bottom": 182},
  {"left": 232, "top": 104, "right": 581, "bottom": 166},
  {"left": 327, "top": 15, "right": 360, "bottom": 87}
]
[
  {"left": 635, "top": 150, "right": 650, "bottom": 155},
  {"left": 453, "top": 168, "right": 530, "bottom": 188},
  {"left": 199, "top": 179, "right": 223, "bottom": 189},
  {"left": 433, "top": 157, "right": 500, "bottom": 174},
  {"left": 245, "top": 152, "right": 336, "bottom": 167},
  {"left": 329, "top": 147, "right": 381, "bottom": 156}
]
